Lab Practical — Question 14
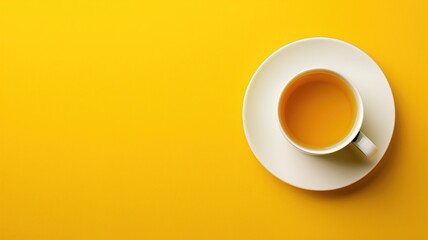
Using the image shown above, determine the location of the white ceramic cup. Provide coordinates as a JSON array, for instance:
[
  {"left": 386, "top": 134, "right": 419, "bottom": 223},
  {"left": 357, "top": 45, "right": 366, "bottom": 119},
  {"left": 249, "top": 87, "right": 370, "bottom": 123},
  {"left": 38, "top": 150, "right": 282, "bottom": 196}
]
[{"left": 277, "top": 69, "right": 377, "bottom": 159}]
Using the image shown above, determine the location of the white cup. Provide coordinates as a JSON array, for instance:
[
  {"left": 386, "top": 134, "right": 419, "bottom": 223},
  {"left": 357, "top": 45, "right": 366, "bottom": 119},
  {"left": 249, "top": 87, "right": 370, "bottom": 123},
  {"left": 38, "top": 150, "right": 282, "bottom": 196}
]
[{"left": 277, "top": 69, "right": 377, "bottom": 159}]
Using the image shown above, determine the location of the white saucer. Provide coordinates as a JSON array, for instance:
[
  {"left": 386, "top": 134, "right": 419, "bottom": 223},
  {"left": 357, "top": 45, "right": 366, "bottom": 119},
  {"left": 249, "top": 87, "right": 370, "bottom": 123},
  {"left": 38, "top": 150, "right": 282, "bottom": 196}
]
[{"left": 243, "top": 38, "right": 395, "bottom": 191}]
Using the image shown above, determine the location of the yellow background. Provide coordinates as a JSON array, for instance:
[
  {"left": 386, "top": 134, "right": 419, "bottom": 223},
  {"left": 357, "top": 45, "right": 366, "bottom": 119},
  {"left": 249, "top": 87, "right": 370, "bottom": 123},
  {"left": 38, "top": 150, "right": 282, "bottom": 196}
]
[{"left": 1, "top": 0, "right": 427, "bottom": 239}]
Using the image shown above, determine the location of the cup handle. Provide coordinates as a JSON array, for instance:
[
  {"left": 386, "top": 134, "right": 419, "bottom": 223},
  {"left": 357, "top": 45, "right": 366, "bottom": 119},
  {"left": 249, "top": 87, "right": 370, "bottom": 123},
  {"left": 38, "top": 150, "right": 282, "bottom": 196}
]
[{"left": 352, "top": 132, "right": 378, "bottom": 160}]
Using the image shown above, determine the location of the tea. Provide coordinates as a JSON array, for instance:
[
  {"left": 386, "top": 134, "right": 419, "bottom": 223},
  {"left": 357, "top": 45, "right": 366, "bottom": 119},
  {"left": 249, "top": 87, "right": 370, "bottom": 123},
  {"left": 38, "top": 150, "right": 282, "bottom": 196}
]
[{"left": 278, "top": 71, "right": 357, "bottom": 149}]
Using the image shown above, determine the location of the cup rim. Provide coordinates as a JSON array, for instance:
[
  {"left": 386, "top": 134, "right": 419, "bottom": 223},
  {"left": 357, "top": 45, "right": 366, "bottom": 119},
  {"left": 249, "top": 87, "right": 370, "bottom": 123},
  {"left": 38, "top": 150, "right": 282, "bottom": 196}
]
[{"left": 277, "top": 68, "right": 364, "bottom": 155}]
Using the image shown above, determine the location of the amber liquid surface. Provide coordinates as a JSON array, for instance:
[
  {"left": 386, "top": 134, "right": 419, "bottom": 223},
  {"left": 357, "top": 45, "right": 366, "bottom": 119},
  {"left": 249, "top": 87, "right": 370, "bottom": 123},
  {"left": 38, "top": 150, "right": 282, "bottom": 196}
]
[{"left": 279, "top": 71, "right": 357, "bottom": 149}]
